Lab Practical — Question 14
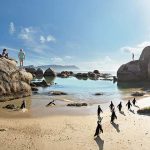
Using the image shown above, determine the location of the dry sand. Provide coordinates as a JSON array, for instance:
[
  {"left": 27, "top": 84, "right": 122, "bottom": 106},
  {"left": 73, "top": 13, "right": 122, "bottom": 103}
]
[{"left": 0, "top": 98, "right": 150, "bottom": 150}]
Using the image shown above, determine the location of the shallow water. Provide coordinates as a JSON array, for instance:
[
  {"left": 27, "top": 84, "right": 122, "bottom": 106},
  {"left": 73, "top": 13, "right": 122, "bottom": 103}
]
[{"left": 1, "top": 77, "right": 150, "bottom": 118}]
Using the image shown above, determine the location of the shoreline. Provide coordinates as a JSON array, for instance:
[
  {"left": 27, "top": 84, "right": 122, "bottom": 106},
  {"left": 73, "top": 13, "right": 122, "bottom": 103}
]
[
  {"left": 0, "top": 94, "right": 149, "bottom": 119},
  {"left": 0, "top": 96, "right": 150, "bottom": 150}
]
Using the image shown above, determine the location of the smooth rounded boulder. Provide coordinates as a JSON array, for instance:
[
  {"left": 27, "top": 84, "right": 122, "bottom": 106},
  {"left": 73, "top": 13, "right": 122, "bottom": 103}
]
[
  {"left": 117, "top": 46, "right": 150, "bottom": 82},
  {"left": 117, "top": 60, "right": 147, "bottom": 82},
  {"left": 36, "top": 68, "right": 44, "bottom": 77},
  {"left": 44, "top": 68, "right": 56, "bottom": 77},
  {"left": 0, "top": 57, "right": 33, "bottom": 101}
]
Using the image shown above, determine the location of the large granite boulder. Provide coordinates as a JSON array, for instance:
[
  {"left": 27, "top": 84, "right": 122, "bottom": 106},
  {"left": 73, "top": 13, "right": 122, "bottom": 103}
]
[
  {"left": 117, "top": 46, "right": 150, "bottom": 82},
  {"left": 93, "top": 70, "right": 100, "bottom": 74},
  {"left": 117, "top": 60, "right": 147, "bottom": 82},
  {"left": 44, "top": 68, "right": 56, "bottom": 77},
  {"left": 139, "top": 46, "right": 150, "bottom": 64},
  {"left": 25, "top": 66, "right": 36, "bottom": 75},
  {"left": 36, "top": 68, "right": 44, "bottom": 77},
  {"left": 0, "top": 57, "right": 33, "bottom": 101}
]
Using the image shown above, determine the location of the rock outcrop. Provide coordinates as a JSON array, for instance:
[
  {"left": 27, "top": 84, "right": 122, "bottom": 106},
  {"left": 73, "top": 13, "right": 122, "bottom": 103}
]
[
  {"left": 57, "top": 71, "right": 74, "bottom": 78},
  {"left": 0, "top": 58, "right": 33, "bottom": 101},
  {"left": 67, "top": 103, "right": 88, "bottom": 107},
  {"left": 93, "top": 70, "right": 100, "bottom": 74},
  {"left": 117, "top": 46, "right": 150, "bottom": 82},
  {"left": 44, "top": 68, "right": 56, "bottom": 77},
  {"left": 36, "top": 68, "right": 44, "bottom": 77},
  {"left": 49, "top": 91, "right": 68, "bottom": 96},
  {"left": 25, "top": 67, "right": 36, "bottom": 75}
]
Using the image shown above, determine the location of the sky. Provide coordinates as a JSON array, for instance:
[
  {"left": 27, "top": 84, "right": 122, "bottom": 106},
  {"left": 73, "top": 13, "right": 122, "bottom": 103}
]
[{"left": 1, "top": 0, "right": 150, "bottom": 71}]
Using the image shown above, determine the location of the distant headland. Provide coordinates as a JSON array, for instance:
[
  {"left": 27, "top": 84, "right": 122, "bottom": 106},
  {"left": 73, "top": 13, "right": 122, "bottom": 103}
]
[{"left": 25, "top": 64, "right": 80, "bottom": 71}]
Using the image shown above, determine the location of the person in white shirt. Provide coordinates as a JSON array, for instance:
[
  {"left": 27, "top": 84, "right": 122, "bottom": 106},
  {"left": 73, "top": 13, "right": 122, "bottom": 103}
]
[{"left": 18, "top": 49, "right": 25, "bottom": 67}]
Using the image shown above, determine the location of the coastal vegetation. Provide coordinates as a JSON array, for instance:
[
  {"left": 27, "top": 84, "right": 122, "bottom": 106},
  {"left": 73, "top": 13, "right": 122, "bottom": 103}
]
[{"left": 137, "top": 106, "right": 150, "bottom": 114}]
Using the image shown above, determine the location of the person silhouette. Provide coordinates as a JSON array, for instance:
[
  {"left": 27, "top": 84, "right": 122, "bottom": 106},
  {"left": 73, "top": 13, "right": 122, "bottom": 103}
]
[
  {"left": 117, "top": 102, "right": 122, "bottom": 112},
  {"left": 132, "top": 53, "right": 134, "bottom": 61},
  {"left": 1, "top": 49, "right": 8, "bottom": 58},
  {"left": 94, "top": 121, "right": 103, "bottom": 137},
  {"left": 18, "top": 49, "right": 25, "bottom": 67},
  {"left": 20, "top": 100, "right": 26, "bottom": 109},
  {"left": 109, "top": 101, "right": 114, "bottom": 111},
  {"left": 126, "top": 100, "right": 132, "bottom": 110},
  {"left": 110, "top": 109, "right": 117, "bottom": 123},
  {"left": 132, "top": 98, "right": 136, "bottom": 106},
  {"left": 97, "top": 105, "right": 103, "bottom": 116}
]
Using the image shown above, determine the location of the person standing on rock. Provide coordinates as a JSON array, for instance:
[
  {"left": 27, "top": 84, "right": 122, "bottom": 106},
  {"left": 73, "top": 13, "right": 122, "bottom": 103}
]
[
  {"left": 97, "top": 105, "right": 103, "bottom": 116},
  {"left": 94, "top": 121, "right": 103, "bottom": 137},
  {"left": 132, "top": 53, "right": 134, "bottom": 61},
  {"left": 18, "top": 49, "right": 25, "bottom": 67},
  {"left": 126, "top": 100, "right": 132, "bottom": 110}
]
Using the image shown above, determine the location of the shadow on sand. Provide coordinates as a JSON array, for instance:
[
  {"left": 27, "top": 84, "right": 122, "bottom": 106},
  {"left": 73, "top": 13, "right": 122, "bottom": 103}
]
[
  {"left": 111, "top": 122, "right": 120, "bottom": 133},
  {"left": 94, "top": 136, "right": 104, "bottom": 150},
  {"left": 129, "top": 109, "right": 135, "bottom": 114},
  {"left": 134, "top": 105, "right": 140, "bottom": 108},
  {"left": 119, "top": 111, "right": 126, "bottom": 116}
]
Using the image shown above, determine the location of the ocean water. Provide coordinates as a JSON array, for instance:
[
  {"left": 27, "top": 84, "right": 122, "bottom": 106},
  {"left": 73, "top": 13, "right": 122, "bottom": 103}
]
[
  {"left": 1, "top": 76, "right": 150, "bottom": 117},
  {"left": 34, "top": 76, "right": 148, "bottom": 104}
]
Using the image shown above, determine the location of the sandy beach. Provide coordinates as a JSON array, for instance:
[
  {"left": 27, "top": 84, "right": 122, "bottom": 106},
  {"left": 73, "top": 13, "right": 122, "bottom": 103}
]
[{"left": 0, "top": 97, "right": 150, "bottom": 150}]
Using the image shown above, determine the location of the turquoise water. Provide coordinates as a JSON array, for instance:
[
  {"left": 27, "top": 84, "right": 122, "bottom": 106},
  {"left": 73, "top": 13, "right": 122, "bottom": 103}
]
[
  {"left": 1, "top": 76, "right": 150, "bottom": 117},
  {"left": 35, "top": 77, "right": 127, "bottom": 104}
]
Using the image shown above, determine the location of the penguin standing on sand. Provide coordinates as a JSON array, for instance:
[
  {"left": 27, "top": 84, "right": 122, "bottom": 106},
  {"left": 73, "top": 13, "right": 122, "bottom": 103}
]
[
  {"left": 117, "top": 102, "right": 122, "bottom": 112},
  {"left": 97, "top": 105, "right": 103, "bottom": 116},
  {"left": 126, "top": 100, "right": 132, "bottom": 110},
  {"left": 94, "top": 121, "right": 103, "bottom": 137},
  {"left": 20, "top": 99, "right": 26, "bottom": 109},
  {"left": 109, "top": 101, "right": 114, "bottom": 111},
  {"left": 110, "top": 109, "right": 117, "bottom": 123},
  {"left": 132, "top": 98, "right": 136, "bottom": 106}
]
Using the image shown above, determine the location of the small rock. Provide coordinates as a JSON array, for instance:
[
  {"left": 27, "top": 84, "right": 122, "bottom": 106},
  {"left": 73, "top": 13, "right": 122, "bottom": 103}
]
[
  {"left": 31, "top": 87, "right": 38, "bottom": 91},
  {"left": 131, "top": 92, "right": 145, "bottom": 96},
  {"left": 3, "top": 104, "right": 16, "bottom": 109},
  {"left": 95, "top": 92, "right": 103, "bottom": 96},
  {"left": 67, "top": 103, "right": 88, "bottom": 107},
  {"left": 49, "top": 91, "right": 68, "bottom": 96}
]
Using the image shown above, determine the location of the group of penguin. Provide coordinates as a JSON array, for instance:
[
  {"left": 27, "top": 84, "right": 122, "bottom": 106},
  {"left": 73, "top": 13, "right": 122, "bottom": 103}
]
[{"left": 94, "top": 98, "right": 137, "bottom": 137}]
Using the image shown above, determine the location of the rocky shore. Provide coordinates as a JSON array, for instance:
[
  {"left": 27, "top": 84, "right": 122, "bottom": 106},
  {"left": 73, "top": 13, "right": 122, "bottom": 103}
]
[
  {"left": 0, "top": 57, "right": 33, "bottom": 102},
  {"left": 117, "top": 46, "right": 150, "bottom": 82},
  {"left": 25, "top": 65, "right": 113, "bottom": 81}
]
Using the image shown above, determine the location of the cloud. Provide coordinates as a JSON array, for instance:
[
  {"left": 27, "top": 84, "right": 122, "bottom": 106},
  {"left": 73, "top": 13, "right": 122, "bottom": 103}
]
[
  {"left": 9, "top": 22, "right": 15, "bottom": 35},
  {"left": 77, "top": 56, "right": 117, "bottom": 71},
  {"left": 120, "top": 41, "right": 150, "bottom": 54},
  {"left": 18, "top": 26, "right": 56, "bottom": 54},
  {"left": 40, "top": 35, "right": 56, "bottom": 43},
  {"left": 40, "top": 36, "right": 46, "bottom": 43},
  {"left": 18, "top": 27, "right": 35, "bottom": 41},
  {"left": 50, "top": 57, "right": 63, "bottom": 64},
  {"left": 47, "top": 35, "right": 56, "bottom": 42},
  {"left": 64, "top": 55, "right": 72, "bottom": 59}
]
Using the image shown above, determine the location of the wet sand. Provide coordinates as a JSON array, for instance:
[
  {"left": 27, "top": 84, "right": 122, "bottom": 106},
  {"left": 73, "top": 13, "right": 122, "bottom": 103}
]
[{"left": 0, "top": 97, "right": 150, "bottom": 150}]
